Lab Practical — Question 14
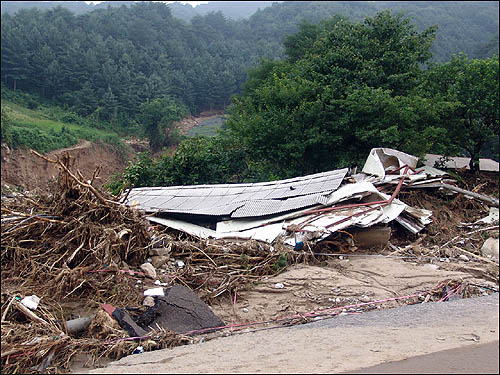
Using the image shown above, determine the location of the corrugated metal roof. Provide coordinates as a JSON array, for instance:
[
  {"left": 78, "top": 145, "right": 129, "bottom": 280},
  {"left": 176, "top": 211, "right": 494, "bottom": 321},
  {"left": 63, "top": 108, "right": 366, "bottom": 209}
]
[
  {"left": 424, "top": 154, "right": 499, "bottom": 172},
  {"left": 231, "top": 193, "right": 329, "bottom": 218},
  {"left": 124, "top": 168, "right": 348, "bottom": 218}
]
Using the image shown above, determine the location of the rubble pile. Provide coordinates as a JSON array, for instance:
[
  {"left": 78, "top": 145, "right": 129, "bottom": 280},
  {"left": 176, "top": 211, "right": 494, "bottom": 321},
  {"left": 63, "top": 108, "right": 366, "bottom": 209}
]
[
  {"left": 0, "top": 153, "right": 196, "bottom": 373},
  {"left": 148, "top": 233, "right": 319, "bottom": 303},
  {"left": 1, "top": 148, "right": 498, "bottom": 374},
  {"left": 0, "top": 152, "right": 318, "bottom": 373}
]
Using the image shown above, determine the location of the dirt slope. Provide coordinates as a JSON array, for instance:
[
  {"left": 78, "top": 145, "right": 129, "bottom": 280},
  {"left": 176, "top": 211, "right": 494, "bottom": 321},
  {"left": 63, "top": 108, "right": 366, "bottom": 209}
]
[
  {"left": 0, "top": 111, "right": 226, "bottom": 192},
  {"left": 1, "top": 140, "right": 133, "bottom": 191}
]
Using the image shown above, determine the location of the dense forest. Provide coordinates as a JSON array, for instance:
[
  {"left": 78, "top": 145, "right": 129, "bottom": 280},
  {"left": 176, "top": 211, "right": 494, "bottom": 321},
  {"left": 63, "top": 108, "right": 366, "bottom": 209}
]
[
  {"left": 2, "top": 1, "right": 498, "bottom": 62},
  {"left": 1, "top": 1, "right": 498, "bottom": 191},
  {"left": 0, "top": 1, "right": 278, "bottom": 20},
  {"left": 107, "top": 11, "right": 498, "bottom": 191},
  {"left": 1, "top": 2, "right": 498, "bottom": 118}
]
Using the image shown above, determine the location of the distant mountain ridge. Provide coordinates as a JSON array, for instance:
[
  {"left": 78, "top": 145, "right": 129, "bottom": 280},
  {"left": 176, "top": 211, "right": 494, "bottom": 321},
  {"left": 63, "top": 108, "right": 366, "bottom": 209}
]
[
  {"left": 2, "top": 1, "right": 497, "bottom": 62},
  {"left": 0, "top": 1, "right": 279, "bottom": 20},
  {"left": 1, "top": 0, "right": 498, "bottom": 120}
]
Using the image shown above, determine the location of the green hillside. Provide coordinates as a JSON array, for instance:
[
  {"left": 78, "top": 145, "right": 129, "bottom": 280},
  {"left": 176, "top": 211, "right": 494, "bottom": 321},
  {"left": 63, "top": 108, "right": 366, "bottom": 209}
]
[{"left": 1, "top": 87, "right": 124, "bottom": 154}]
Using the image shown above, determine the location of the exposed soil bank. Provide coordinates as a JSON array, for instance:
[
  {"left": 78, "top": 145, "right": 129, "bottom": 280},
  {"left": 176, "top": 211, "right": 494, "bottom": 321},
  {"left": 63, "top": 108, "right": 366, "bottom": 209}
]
[{"left": 1, "top": 141, "right": 132, "bottom": 190}]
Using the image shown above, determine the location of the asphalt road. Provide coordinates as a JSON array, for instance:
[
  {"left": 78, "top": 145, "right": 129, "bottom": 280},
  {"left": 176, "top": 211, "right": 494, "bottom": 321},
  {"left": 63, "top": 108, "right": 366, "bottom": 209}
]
[
  {"left": 87, "top": 293, "right": 499, "bottom": 374},
  {"left": 344, "top": 341, "right": 499, "bottom": 374}
]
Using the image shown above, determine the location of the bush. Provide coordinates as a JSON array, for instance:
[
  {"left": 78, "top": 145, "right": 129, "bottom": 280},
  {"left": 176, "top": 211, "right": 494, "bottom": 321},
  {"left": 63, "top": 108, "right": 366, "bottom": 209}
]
[
  {"left": 26, "top": 98, "right": 39, "bottom": 110},
  {"left": 59, "top": 112, "right": 80, "bottom": 124},
  {"left": 1, "top": 106, "right": 13, "bottom": 144},
  {"left": 10, "top": 125, "right": 78, "bottom": 153}
]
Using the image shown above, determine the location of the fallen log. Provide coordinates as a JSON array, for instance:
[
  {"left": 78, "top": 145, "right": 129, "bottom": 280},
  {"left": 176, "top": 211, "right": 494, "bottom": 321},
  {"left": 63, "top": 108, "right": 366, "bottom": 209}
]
[{"left": 440, "top": 183, "right": 499, "bottom": 207}]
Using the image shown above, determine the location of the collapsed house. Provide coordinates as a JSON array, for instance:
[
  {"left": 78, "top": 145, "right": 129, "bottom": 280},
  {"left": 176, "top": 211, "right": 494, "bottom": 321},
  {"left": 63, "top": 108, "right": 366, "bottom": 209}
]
[{"left": 123, "top": 148, "right": 480, "bottom": 248}]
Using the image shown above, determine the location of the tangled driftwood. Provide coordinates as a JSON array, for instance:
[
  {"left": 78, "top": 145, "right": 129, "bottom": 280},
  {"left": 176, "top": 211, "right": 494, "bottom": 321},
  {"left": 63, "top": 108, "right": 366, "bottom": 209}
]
[{"left": 0, "top": 150, "right": 319, "bottom": 373}]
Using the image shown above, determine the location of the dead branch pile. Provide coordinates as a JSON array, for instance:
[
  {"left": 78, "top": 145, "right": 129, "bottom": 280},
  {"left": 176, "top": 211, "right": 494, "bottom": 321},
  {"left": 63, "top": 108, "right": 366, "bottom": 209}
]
[
  {"left": 1, "top": 152, "right": 151, "bottom": 304},
  {"left": 0, "top": 152, "right": 195, "bottom": 373},
  {"left": 0, "top": 151, "right": 323, "bottom": 373}
]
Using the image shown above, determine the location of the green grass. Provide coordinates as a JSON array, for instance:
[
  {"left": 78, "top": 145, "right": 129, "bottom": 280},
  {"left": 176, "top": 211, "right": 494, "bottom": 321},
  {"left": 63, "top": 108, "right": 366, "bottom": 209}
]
[
  {"left": 187, "top": 116, "right": 226, "bottom": 137},
  {"left": 2, "top": 99, "right": 124, "bottom": 154}
]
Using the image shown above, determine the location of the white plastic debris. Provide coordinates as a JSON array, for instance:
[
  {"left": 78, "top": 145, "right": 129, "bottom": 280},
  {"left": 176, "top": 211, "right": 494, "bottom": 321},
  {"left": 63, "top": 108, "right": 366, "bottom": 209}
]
[
  {"left": 143, "top": 287, "right": 165, "bottom": 296},
  {"left": 176, "top": 260, "right": 185, "bottom": 268},
  {"left": 21, "top": 295, "right": 40, "bottom": 310},
  {"left": 475, "top": 207, "right": 499, "bottom": 224},
  {"left": 274, "top": 283, "right": 284, "bottom": 289},
  {"left": 132, "top": 346, "right": 144, "bottom": 354},
  {"left": 154, "top": 280, "right": 168, "bottom": 286}
]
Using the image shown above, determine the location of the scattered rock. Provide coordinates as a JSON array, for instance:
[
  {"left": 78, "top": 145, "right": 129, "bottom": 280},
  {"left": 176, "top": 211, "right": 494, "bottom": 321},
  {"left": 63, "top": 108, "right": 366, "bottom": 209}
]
[
  {"left": 151, "top": 255, "right": 169, "bottom": 268},
  {"left": 360, "top": 295, "right": 371, "bottom": 303},
  {"left": 150, "top": 248, "right": 170, "bottom": 257},
  {"left": 136, "top": 285, "right": 225, "bottom": 334},
  {"left": 339, "top": 260, "right": 350, "bottom": 267},
  {"left": 481, "top": 238, "right": 499, "bottom": 262},
  {"left": 140, "top": 263, "right": 157, "bottom": 279},
  {"left": 143, "top": 296, "right": 155, "bottom": 307},
  {"left": 424, "top": 264, "right": 439, "bottom": 271}
]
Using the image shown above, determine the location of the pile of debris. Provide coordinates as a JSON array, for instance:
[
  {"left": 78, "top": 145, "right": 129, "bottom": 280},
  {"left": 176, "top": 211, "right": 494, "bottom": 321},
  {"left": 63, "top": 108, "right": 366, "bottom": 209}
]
[
  {"left": 0, "top": 151, "right": 320, "bottom": 373},
  {"left": 1, "top": 148, "right": 498, "bottom": 374},
  {"left": 124, "top": 148, "right": 498, "bottom": 252},
  {"left": 0, "top": 152, "right": 198, "bottom": 373}
]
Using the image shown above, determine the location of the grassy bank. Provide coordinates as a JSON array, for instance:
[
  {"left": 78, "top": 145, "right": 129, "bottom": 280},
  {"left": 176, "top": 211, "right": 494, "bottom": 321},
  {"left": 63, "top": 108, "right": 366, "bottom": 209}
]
[{"left": 1, "top": 87, "right": 126, "bottom": 154}]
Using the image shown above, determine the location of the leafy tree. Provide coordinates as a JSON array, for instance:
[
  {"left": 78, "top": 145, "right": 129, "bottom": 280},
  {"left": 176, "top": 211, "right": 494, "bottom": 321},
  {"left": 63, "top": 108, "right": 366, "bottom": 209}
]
[
  {"left": 226, "top": 11, "right": 452, "bottom": 177},
  {"left": 117, "top": 152, "right": 157, "bottom": 190},
  {"left": 421, "top": 54, "right": 499, "bottom": 169},
  {"left": 137, "top": 96, "right": 188, "bottom": 152}
]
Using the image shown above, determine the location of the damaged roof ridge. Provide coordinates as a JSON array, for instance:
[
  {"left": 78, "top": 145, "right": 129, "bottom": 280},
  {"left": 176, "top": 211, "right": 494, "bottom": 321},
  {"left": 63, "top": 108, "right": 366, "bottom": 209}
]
[{"left": 128, "top": 168, "right": 349, "bottom": 192}]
